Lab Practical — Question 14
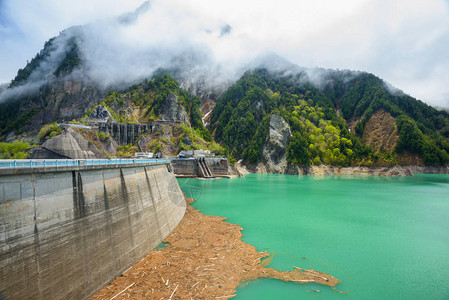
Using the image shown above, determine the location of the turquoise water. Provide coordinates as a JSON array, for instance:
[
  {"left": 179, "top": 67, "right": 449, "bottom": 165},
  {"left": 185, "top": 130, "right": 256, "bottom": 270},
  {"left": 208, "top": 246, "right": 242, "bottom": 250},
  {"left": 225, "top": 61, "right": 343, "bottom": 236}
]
[{"left": 177, "top": 174, "right": 449, "bottom": 299}]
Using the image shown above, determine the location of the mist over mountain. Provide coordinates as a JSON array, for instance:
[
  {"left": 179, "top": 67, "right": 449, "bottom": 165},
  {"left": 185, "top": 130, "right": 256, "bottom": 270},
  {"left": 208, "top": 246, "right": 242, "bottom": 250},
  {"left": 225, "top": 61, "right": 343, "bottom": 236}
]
[
  {"left": 0, "top": 0, "right": 432, "bottom": 105},
  {"left": 3, "top": 0, "right": 449, "bottom": 109},
  {"left": 0, "top": 1, "right": 240, "bottom": 102}
]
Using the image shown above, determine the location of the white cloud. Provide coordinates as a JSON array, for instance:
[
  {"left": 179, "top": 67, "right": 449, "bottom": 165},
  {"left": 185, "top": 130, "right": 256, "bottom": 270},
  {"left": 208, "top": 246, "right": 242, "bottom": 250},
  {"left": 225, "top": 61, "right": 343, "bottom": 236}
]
[
  {"left": 0, "top": 0, "right": 143, "bottom": 83},
  {"left": 1, "top": 0, "right": 449, "bottom": 108}
]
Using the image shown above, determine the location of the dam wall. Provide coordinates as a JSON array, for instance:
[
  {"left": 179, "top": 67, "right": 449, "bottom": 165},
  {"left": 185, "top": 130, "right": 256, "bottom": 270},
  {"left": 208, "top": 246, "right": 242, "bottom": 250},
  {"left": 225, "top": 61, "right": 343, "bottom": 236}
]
[
  {"left": 171, "top": 158, "right": 199, "bottom": 176},
  {"left": 171, "top": 158, "right": 234, "bottom": 177},
  {"left": 0, "top": 162, "right": 185, "bottom": 299},
  {"left": 97, "top": 122, "right": 152, "bottom": 145},
  {"left": 206, "top": 158, "right": 234, "bottom": 176}
]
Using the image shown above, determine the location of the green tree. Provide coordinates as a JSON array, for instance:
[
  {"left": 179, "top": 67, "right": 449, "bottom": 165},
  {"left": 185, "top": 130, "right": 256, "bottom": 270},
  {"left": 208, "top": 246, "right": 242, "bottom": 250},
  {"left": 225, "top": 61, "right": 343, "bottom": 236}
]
[{"left": 287, "top": 132, "right": 310, "bottom": 165}]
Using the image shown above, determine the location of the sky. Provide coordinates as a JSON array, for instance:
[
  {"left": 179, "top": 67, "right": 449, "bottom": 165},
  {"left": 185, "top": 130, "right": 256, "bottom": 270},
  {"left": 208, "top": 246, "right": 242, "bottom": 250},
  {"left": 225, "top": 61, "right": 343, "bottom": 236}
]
[{"left": 1, "top": 0, "right": 449, "bottom": 108}]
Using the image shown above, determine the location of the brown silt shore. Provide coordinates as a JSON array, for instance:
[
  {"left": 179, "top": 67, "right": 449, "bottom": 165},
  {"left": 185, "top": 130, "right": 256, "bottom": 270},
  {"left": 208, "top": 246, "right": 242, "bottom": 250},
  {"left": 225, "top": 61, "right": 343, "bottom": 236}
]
[{"left": 90, "top": 197, "right": 341, "bottom": 299}]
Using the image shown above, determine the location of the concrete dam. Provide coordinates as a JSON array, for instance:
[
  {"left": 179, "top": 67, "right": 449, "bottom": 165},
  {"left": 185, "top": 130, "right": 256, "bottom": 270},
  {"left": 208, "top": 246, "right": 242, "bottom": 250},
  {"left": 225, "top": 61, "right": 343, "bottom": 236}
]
[{"left": 0, "top": 160, "right": 186, "bottom": 299}]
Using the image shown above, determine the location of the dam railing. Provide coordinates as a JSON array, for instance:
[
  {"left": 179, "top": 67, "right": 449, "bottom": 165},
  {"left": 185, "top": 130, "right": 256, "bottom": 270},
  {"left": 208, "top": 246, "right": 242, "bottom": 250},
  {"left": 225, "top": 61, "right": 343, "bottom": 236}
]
[{"left": 0, "top": 158, "right": 170, "bottom": 169}]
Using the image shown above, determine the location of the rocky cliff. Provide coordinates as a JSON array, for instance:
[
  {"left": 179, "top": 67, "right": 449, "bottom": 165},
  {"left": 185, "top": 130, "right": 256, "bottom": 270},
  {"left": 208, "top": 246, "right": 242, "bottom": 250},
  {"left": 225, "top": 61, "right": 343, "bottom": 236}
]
[
  {"left": 88, "top": 105, "right": 116, "bottom": 123},
  {"left": 37, "top": 79, "right": 103, "bottom": 123},
  {"left": 9, "top": 77, "right": 104, "bottom": 137},
  {"left": 238, "top": 163, "right": 449, "bottom": 177},
  {"left": 160, "top": 93, "right": 190, "bottom": 124},
  {"left": 285, "top": 165, "right": 414, "bottom": 176},
  {"left": 257, "top": 114, "right": 291, "bottom": 173},
  {"left": 292, "top": 165, "right": 449, "bottom": 176}
]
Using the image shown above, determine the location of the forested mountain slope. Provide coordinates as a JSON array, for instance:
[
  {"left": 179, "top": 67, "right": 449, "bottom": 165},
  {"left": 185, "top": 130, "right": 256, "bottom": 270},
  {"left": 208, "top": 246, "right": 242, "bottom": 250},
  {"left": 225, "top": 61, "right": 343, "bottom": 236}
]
[{"left": 209, "top": 69, "right": 449, "bottom": 166}]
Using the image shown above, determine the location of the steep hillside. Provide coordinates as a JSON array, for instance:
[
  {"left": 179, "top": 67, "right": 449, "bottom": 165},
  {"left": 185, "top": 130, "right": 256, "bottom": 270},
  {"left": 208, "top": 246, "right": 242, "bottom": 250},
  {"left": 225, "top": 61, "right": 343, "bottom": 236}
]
[
  {"left": 361, "top": 109, "right": 398, "bottom": 153},
  {"left": 335, "top": 73, "right": 449, "bottom": 165},
  {"left": 209, "top": 69, "right": 449, "bottom": 167},
  {"left": 91, "top": 75, "right": 211, "bottom": 140},
  {"left": 136, "top": 124, "right": 224, "bottom": 157},
  {"left": 80, "top": 75, "right": 223, "bottom": 157}
]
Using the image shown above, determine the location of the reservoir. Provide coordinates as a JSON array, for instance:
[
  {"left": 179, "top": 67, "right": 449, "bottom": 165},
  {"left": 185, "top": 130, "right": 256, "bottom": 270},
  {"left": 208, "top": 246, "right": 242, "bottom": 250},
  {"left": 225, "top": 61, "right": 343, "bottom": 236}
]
[{"left": 178, "top": 174, "right": 449, "bottom": 299}]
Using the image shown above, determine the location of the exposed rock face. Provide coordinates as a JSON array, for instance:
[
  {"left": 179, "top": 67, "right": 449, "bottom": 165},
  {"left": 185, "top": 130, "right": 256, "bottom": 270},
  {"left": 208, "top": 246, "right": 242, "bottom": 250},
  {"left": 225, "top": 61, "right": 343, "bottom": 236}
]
[
  {"left": 22, "top": 78, "right": 104, "bottom": 132},
  {"left": 4, "top": 131, "right": 39, "bottom": 144},
  {"left": 251, "top": 164, "right": 448, "bottom": 177},
  {"left": 31, "top": 127, "right": 106, "bottom": 159},
  {"left": 406, "top": 165, "right": 449, "bottom": 174},
  {"left": 159, "top": 93, "right": 190, "bottom": 124},
  {"left": 257, "top": 114, "right": 291, "bottom": 173},
  {"left": 286, "top": 165, "right": 414, "bottom": 176},
  {"left": 362, "top": 109, "right": 399, "bottom": 153},
  {"left": 88, "top": 105, "right": 116, "bottom": 123}
]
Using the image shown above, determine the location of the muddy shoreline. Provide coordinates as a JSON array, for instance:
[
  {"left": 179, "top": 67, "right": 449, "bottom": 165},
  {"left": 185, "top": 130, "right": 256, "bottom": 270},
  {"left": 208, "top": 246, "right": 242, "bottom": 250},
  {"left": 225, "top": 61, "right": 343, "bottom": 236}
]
[
  {"left": 90, "top": 197, "right": 341, "bottom": 299},
  {"left": 237, "top": 164, "right": 449, "bottom": 177}
]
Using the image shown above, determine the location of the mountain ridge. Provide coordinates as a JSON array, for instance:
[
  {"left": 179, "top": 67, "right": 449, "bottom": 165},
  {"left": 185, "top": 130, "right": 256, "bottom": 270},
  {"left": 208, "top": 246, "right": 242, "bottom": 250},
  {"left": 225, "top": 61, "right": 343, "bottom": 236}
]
[{"left": 209, "top": 68, "right": 449, "bottom": 167}]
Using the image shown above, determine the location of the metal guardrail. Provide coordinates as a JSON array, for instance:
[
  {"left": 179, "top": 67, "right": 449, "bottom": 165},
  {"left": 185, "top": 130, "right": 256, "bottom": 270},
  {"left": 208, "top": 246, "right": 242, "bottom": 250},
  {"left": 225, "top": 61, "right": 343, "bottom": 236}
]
[
  {"left": 58, "top": 123, "right": 92, "bottom": 130},
  {"left": 0, "top": 159, "right": 170, "bottom": 169}
]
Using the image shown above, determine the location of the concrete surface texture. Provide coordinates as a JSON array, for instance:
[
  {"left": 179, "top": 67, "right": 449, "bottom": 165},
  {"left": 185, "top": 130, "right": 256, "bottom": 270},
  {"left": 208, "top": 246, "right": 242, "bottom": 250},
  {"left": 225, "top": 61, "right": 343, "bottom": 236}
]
[
  {"left": 0, "top": 163, "right": 185, "bottom": 299},
  {"left": 32, "top": 127, "right": 106, "bottom": 159},
  {"left": 98, "top": 123, "right": 152, "bottom": 146},
  {"left": 171, "top": 158, "right": 234, "bottom": 177}
]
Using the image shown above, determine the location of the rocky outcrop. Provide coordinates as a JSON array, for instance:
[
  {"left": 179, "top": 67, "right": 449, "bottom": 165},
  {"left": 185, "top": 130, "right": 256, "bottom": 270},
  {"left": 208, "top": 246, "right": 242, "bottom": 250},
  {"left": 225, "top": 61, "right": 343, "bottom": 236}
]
[
  {"left": 285, "top": 165, "right": 413, "bottom": 176},
  {"left": 406, "top": 165, "right": 449, "bottom": 175},
  {"left": 31, "top": 127, "right": 106, "bottom": 159},
  {"left": 21, "top": 78, "right": 104, "bottom": 132},
  {"left": 159, "top": 93, "right": 190, "bottom": 124},
  {"left": 255, "top": 164, "right": 448, "bottom": 176},
  {"left": 257, "top": 114, "right": 291, "bottom": 173},
  {"left": 88, "top": 105, "right": 116, "bottom": 123}
]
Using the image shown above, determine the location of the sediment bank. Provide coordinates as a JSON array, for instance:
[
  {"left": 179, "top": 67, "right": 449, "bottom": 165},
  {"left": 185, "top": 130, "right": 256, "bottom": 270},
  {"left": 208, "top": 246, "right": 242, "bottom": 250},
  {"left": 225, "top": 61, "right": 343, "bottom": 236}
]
[
  {"left": 90, "top": 197, "right": 341, "bottom": 299},
  {"left": 239, "top": 163, "right": 449, "bottom": 176}
]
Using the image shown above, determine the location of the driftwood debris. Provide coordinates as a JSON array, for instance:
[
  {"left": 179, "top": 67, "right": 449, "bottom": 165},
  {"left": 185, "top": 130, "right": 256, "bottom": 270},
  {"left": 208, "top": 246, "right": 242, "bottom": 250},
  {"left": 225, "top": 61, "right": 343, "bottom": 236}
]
[
  {"left": 168, "top": 284, "right": 179, "bottom": 300},
  {"left": 90, "top": 197, "right": 341, "bottom": 299},
  {"left": 109, "top": 283, "right": 135, "bottom": 300}
]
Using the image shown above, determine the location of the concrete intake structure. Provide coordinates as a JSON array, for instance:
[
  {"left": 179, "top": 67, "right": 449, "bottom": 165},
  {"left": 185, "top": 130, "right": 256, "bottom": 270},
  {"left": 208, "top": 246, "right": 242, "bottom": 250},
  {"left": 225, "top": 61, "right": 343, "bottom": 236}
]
[
  {"left": 0, "top": 162, "right": 186, "bottom": 299},
  {"left": 171, "top": 158, "right": 234, "bottom": 178}
]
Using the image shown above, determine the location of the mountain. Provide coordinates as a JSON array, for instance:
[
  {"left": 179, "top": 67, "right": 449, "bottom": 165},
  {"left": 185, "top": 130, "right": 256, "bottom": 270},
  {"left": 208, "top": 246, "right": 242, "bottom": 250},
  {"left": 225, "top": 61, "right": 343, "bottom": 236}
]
[
  {"left": 209, "top": 68, "right": 449, "bottom": 168},
  {"left": 0, "top": 26, "right": 228, "bottom": 141},
  {"left": 0, "top": 28, "right": 103, "bottom": 139},
  {"left": 75, "top": 75, "right": 223, "bottom": 158},
  {"left": 93, "top": 74, "right": 211, "bottom": 141}
]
